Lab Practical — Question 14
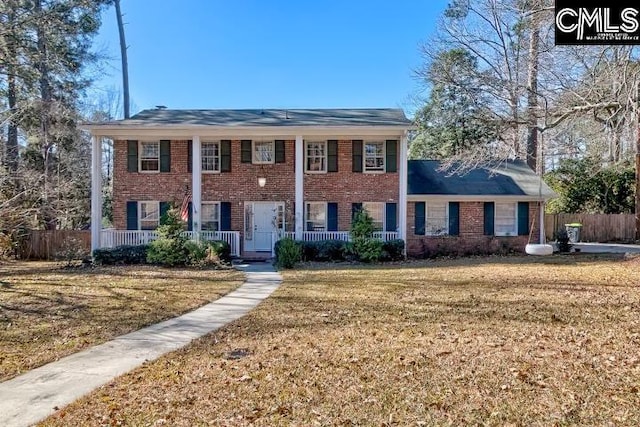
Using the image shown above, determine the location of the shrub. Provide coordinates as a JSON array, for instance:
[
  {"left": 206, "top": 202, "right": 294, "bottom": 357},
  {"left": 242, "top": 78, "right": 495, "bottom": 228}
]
[
  {"left": 184, "top": 239, "right": 231, "bottom": 266},
  {"left": 350, "top": 209, "right": 375, "bottom": 240},
  {"left": 146, "top": 206, "right": 189, "bottom": 266},
  {"left": 381, "top": 239, "right": 405, "bottom": 261},
  {"left": 208, "top": 240, "right": 231, "bottom": 263},
  {"left": 300, "top": 241, "right": 319, "bottom": 261},
  {"left": 93, "top": 245, "right": 149, "bottom": 265},
  {"left": 275, "top": 237, "right": 302, "bottom": 269},
  {"left": 353, "top": 237, "right": 384, "bottom": 263}
]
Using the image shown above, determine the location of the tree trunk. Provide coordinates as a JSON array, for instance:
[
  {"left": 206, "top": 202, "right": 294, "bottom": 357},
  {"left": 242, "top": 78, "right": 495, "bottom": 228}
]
[
  {"left": 115, "top": 0, "right": 130, "bottom": 119},
  {"left": 6, "top": 3, "right": 19, "bottom": 172},
  {"left": 526, "top": 18, "right": 540, "bottom": 173}
]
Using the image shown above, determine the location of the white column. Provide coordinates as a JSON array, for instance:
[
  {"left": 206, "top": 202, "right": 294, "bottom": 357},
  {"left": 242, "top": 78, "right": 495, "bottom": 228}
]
[
  {"left": 398, "top": 131, "right": 409, "bottom": 253},
  {"left": 90, "top": 135, "right": 102, "bottom": 252},
  {"left": 192, "top": 136, "right": 202, "bottom": 234},
  {"left": 539, "top": 201, "right": 545, "bottom": 244},
  {"left": 295, "top": 135, "right": 304, "bottom": 239}
]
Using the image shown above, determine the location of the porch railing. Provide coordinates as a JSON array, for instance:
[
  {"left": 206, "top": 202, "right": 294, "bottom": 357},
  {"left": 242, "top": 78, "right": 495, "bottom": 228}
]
[
  {"left": 100, "top": 230, "right": 241, "bottom": 257},
  {"left": 281, "top": 231, "right": 398, "bottom": 242}
]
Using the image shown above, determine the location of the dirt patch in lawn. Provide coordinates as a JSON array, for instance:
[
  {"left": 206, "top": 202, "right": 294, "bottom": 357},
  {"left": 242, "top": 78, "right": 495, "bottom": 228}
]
[
  {"left": 0, "top": 261, "right": 243, "bottom": 381},
  {"left": 42, "top": 254, "right": 640, "bottom": 426}
]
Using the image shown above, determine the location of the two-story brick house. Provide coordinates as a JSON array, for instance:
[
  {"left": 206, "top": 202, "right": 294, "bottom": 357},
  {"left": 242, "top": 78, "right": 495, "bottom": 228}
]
[{"left": 86, "top": 108, "right": 411, "bottom": 257}]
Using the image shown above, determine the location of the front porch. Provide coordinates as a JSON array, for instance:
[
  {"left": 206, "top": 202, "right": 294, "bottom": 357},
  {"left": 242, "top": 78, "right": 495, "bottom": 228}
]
[{"left": 100, "top": 230, "right": 399, "bottom": 258}]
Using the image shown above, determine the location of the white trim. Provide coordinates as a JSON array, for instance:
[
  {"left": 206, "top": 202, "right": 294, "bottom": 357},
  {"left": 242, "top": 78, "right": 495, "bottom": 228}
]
[
  {"left": 295, "top": 135, "right": 304, "bottom": 239},
  {"left": 305, "top": 201, "right": 328, "bottom": 231},
  {"left": 192, "top": 136, "right": 202, "bottom": 233},
  {"left": 304, "top": 140, "right": 327, "bottom": 173},
  {"left": 138, "top": 140, "right": 160, "bottom": 173},
  {"left": 138, "top": 201, "right": 160, "bottom": 230},
  {"left": 252, "top": 140, "right": 275, "bottom": 164},
  {"left": 84, "top": 125, "right": 413, "bottom": 139},
  {"left": 91, "top": 136, "right": 102, "bottom": 252},
  {"left": 201, "top": 141, "right": 221, "bottom": 173},
  {"left": 398, "top": 132, "right": 408, "bottom": 247},
  {"left": 408, "top": 195, "right": 549, "bottom": 202},
  {"left": 363, "top": 140, "right": 385, "bottom": 173}
]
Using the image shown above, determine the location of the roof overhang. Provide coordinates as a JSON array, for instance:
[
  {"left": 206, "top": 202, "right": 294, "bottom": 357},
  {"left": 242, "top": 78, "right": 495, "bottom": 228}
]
[
  {"left": 407, "top": 194, "right": 555, "bottom": 202},
  {"left": 82, "top": 124, "right": 415, "bottom": 139}
]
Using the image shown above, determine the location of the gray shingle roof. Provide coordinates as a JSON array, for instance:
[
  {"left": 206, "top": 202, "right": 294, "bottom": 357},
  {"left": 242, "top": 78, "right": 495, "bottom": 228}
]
[
  {"left": 102, "top": 108, "right": 412, "bottom": 127},
  {"left": 408, "top": 160, "right": 556, "bottom": 198}
]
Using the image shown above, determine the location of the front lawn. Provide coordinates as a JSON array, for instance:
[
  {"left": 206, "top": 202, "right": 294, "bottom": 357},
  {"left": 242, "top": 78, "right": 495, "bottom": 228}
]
[
  {"left": 42, "top": 255, "right": 640, "bottom": 426},
  {"left": 0, "top": 261, "right": 243, "bottom": 381}
]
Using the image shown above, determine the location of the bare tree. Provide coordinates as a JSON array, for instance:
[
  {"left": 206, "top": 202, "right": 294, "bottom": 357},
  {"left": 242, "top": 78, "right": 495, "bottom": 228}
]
[{"left": 114, "top": 0, "right": 130, "bottom": 119}]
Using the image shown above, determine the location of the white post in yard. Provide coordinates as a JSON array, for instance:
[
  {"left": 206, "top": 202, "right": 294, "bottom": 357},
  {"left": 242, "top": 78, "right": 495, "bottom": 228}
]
[
  {"left": 192, "top": 136, "right": 202, "bottom": 235},
  {"left": 295, "top": 135, "right": 304, "bottom": 240},
  {"left": 398, "top": 131, "right": 409, "bottom": 253},
  {"left": 539, "top": 200, "right": 545, "bottom": 244},
  {"left": 90, "top": 135, "right": 103, "bottom": 252}
]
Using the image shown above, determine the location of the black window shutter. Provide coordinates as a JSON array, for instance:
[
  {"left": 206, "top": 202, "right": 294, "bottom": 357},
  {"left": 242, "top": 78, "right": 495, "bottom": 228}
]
[
  {"left": 220, "top": 202, "right": 232, "bottom": 231},
  {"left": 385, "top": 203, "right": 397, "bottom": 232},
  {"left": 352, "top": 140, "right": 363, "bottom": 173},
  {"left": 160, "top": 140, "right": 171, "bottom": 172},
  {"left": 187, "top": 140, "right": 193, "bottom": 173},
  {"left": 484, "top": 202, "right": 495, "bottom": 235},
  {"left": 448, "top": 202, "right": 460, "bottom": 236},
  {"left": 126, "top": 201, "right": 138, "bottom": 230},
  {"left": 327, "top": 140, "right": 338, "bottom": 172},
  {"left": 159, "top": 202, "right": 170, "bottom": 225},
  {"left": 351, "top": 202, "right": 363, "bottom": 220},
  {"left": 275, "top": 140, "right": 285, "bottom": 163},
  {"left": 385, "top": 140, "right": 398, "bottom": 173},
  {"left": 241, "top": 140, "right": 252, "bottom": 163},
  {"left": 187, "top": 202, "right": 193, "bottom": 231},
  {"left": 221, "top": 140, "right": 232, "bottom": 172},
  {"left": 327, "top": 202, "right": 338, "bottom": 231},
  {"left": 518, "top": 202, "right": 529, "bottom": 236},
  {"left": 127, "top": 140, "right": 138, "bottom": 172},
  {"left": 414, "top": 202, "right": 425, "bottom": 236}
]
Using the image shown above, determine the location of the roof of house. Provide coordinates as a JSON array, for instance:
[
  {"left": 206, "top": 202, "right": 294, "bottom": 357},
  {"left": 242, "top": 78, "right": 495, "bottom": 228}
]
[
  {"left": 408, "top": 160, "right": 556, "bottom": 199},
  {"left": 92, "top": 108, "right": 412, "bottom": 127}
]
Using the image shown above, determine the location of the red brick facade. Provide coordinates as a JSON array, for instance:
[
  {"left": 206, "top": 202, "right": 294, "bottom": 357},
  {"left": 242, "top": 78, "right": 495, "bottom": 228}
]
[
  {"left": 406, "top": 201, "right": 542, "bottom": 257},
  {"left": 113, "top": 138, "right": 398, "bottom": 234}
]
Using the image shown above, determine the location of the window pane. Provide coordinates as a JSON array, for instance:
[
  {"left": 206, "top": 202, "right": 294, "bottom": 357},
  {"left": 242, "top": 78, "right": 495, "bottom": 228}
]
[
  {"left": 363, "top": 202, "right": 384, "bottom": 231},
  {"left": 202, "top": 142, "right": 220, "bottom": 171},
  {"left": 202, "top": 203, "right": 219, "bottom": 231},
  {"left": 141, "top": 142, "right": 159, "bottom": 158},
  {"left": 140, "top": 202, "right": 159, "bottom": 230},
  {"left": 426, "top": 202, "right": 447, "bottom": 235},
  {"left": 306, "top": 202, "right": 326, "bottom": 231},
  {"left": 254, "top": 142, "right": 274, "bottom": 163},
  {"left": 364, "top": 142, "right": 384, "bottom": 171},
  {"left": 495, "top": 203, "right": 516, "bottom": 235},
  {"left": 306, "top": 142, "right": 326, "bottom": 172}
]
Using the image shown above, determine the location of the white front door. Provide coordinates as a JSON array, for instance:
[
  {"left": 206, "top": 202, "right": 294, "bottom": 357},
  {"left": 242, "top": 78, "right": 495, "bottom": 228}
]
[{"left": 244, "top": 202, "right": 284, "bottom": 252}]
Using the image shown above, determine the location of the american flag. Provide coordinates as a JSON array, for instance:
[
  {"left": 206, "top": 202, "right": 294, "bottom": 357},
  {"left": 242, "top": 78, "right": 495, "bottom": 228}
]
[{"left": 180, "top": 190, "right": 192, "bottom": 222}]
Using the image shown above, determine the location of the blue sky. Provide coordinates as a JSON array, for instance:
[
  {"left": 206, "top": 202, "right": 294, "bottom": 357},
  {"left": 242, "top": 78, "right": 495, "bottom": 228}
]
[{"left": 93, "top": 1, "right": 448, "bottom": 117}]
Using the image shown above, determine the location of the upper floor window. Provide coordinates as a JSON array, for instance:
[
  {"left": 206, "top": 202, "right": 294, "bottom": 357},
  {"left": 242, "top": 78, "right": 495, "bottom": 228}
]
[
  {"left": 305, "top": 202, "right": 327, "bottom": 231},
  {"left": 426, "top": 202, "right": 448, "bottom": 235},
  {"left": 364, "top": 141, "right": 384, "bottom": 172},
  {"left": 306, "top": 142, "right": 326, "bottom": 172},
  {"left": 139, "top": 141, "right": 159, "bottom": 172},
  {"left": 201, "top": 202, "right": 220, "bottom": 231},
  {"left": 202, "top": 142, "right": 220, "bottom": 172},
  {"left": 139, "top": 201, "right": 159, "bottom": 230},
  {"left": 253, "top": 141, "right": 274, "bottom": 164},
  {"left": 362, "top": 202, "right": 384, "bottom": 231},
  {"left": 495, "top": 202, "right": 517, "bottom": 236}
]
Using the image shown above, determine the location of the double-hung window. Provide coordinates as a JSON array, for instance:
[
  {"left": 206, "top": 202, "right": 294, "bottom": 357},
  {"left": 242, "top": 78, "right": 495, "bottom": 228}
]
[
  {"left": 139, "top": 141, "right": 159, "bottom": 172},
  {"left": 202, "top": 142, "right": 220, "bottom": 172},
  {"left": 305, "top": 202, "right": 327, "bottom": 231},
  {"left": 201, "top": 202, "right": 220, "bottom": 231},
  {"left": 362, "top": 202, "right": 384, "bottom": 231},
  {"left": 305, "top": 142, "right": 326, "bottom": 172},
  {"left": 495, "top": 202, "right": 517, "bottom": 236},
  {"left": 364, "top": 141, "right": 385, "bottom": 172},
  {"left": 426, "top": 202, "right": 448, "bottom": 235},
  {"left": 253, "top": 141, "right": 274, "bottom": 164},
  {"left": 139, "top": 201, "right": 159, "bottom": 230}
]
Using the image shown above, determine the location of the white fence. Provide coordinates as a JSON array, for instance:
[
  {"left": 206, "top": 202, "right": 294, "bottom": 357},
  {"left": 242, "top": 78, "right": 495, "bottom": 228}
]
[
  {"left": 101, "top": 230, "right": 241, "bottom": 257},
  {"left": 282, "top": 231, "right": 398, "bottom": 242}
]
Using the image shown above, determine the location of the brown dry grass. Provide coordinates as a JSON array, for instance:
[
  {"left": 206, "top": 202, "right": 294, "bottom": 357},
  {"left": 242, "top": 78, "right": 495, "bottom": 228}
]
[
  {"left": 42, "top": 255, "right": 640, "bottom": 426},
  {"left": 0, "top": 261, "right": 243, "bottom": 381}
]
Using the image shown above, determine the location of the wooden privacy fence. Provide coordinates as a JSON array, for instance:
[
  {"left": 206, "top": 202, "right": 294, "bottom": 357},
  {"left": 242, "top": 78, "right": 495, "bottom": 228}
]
[
  {"left": 21, "top": 230, "right": 91, "bottom": 260},
  {"left": 545, "top": 213, "right": 636, "bottom": 243}
]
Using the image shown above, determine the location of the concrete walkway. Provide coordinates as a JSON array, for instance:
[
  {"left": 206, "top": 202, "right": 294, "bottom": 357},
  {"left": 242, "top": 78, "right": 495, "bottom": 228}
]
[
  {"left": 0, "top": 262, "right": 281, "bottom": 427},
  {"left": 574, "top": 242, "right": 640, "bottom": 254}
]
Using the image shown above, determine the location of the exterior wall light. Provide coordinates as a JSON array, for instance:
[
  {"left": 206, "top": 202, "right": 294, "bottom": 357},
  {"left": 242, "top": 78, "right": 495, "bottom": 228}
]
[{"left": 258, "top": 177, "right": 266, "bottom": 187}]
